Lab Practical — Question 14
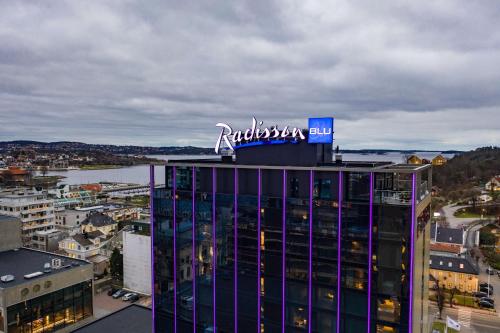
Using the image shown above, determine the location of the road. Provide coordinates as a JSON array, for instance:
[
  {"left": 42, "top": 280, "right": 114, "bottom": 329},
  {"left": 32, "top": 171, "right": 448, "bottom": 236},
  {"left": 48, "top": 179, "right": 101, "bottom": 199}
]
[
  {"left": 429, "top": 303, "right": 500, "bottom": 333},
  {"left": 441, "top": 204, "right": 477, "bottom": 228}
]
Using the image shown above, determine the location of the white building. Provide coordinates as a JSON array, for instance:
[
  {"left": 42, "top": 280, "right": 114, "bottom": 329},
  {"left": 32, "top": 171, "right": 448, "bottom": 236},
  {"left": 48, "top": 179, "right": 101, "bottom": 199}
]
[
  {"left": 59, "top": 230, "right": 106, "bottom": 260},
  {"left": 55, "top": 208, "right": 91, "bottom": 234},
  {"left": 0, "top": 190, "right": 55, "bottom": 246},
  {"left": 123, "top": 230, "right": 151, "bottom": 295}
]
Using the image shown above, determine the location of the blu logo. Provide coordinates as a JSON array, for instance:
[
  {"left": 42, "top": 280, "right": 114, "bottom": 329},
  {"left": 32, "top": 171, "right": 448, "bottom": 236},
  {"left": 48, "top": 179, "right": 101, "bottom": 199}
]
[{"left": 308, "top": 117, "right": 334, "bottom": 144}]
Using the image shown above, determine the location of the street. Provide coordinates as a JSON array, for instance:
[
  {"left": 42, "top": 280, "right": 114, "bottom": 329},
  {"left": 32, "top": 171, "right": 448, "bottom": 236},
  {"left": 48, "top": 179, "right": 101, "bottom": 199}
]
[
  {"left": 441, "top": 205, "right": 477, "bottom": 229},
  {"left": 430, "top": 303, "right": 500, "bottom": 333}
]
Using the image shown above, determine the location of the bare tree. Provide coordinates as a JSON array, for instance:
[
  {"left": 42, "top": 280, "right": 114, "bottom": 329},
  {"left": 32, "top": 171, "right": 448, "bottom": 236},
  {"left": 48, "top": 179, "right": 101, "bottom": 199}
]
[
  {"left": 449, "top": 287, "right": 459, "bottom": 308},
  {"left": 435, "top": 279, "right": 445, "bottom": 319}
]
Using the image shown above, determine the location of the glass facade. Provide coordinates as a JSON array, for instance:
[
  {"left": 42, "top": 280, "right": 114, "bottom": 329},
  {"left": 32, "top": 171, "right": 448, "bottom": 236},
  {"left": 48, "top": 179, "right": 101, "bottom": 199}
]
[
  {"left": 6, "top": 280, "right": 93, "bottom": 333},
  {"left": 153, "top": 165, "right": 430, "bottom": 333}
]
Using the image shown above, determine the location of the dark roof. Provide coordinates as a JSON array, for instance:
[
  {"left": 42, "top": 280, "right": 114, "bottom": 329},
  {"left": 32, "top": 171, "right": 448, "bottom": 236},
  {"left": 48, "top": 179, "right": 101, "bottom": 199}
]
[
  {"left": 430, "top": 223, "right": 464, "bottom": 245},
  {"left": 72, "top": 231, "right": 105, "bottom": 246},
  {"left": 0, "top": 248, "right": 90, "bottom": 288},
  {"left": 430, "top": 255, "right": 478, "bottom": 275},
  {"left": 71, "top": 305, "right": 151, "bottom": 333},
  {"left": 81, "top": 213, "right": 116, "bottom": 227}
]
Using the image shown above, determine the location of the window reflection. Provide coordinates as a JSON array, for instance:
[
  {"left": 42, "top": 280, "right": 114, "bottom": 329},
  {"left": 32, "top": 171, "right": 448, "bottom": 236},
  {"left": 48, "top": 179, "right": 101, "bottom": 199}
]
[{"left": 377, "top": 297, "right": 401, "bottom": 323}]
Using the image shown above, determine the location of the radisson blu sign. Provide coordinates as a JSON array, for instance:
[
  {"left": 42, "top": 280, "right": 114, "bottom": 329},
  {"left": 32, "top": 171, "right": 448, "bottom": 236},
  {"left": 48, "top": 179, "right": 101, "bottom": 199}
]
[{"left": 215, "top": 117, "right": 334, "bottom": 154}]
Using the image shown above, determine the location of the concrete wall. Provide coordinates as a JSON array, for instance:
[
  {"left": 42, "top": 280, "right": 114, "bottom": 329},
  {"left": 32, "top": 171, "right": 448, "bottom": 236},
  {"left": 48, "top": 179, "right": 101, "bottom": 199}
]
[
  {"left": 0, "top": 215, "right": 22, "bottom": 252},
  {"left": 123, "top": 231, "right": 151, "bottom": 295}
]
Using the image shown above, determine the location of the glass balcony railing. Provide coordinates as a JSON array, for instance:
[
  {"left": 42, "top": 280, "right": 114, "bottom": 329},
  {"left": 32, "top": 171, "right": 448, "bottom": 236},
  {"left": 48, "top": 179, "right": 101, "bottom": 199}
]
[{"left": 373, "top": 190, "right": 412, "bottom": 205}]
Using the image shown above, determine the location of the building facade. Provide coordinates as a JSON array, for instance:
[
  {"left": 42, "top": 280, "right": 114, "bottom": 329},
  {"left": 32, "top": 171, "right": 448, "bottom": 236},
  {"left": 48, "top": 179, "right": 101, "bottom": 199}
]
[
  {"left": 0, "top": 190, "right": 55, "bottom": 246},
  {"left": 0, "top": 249, "right": 93, "bottom": 333},
  {"left": 123, "top": 229, "right": 152, "bottom": 295},
  {"left": 429, "top": 255, "right": 479, "bottom": 293},
  {"left": 152, "top": 135, "right": 432, "bottom": 333}
]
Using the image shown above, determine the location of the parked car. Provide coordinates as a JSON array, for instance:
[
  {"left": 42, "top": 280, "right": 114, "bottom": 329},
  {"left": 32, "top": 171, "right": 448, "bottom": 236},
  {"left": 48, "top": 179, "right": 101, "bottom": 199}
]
[
  {"left": 129, "top": 294, "right": 140, "bottom": 303},
  {"left": 480, "top": 282, "right": 494, "bottom": 291},
  {"left": 480, "top": 297, "right": 495, "bottom": 305},
  {"left": 473, "top": 291, "right": 488, "bottom": 299},
  {"left": 122, "top": 293, "right": 138, "bottom": 301},
  {"left": 478, "top": 300, "right": 494, "bottom": 309},
  {"left": 486, "top": 267, "right": 496, "bottom": 275},
  {"left": 480, "top": 286, "right": 493, "bottom": 295},
  {"left": 112, "top": 290, "right": 127, "bottom": 299},
  {"left": 107, "top": 288, "right": 119, "bottom": 296}
]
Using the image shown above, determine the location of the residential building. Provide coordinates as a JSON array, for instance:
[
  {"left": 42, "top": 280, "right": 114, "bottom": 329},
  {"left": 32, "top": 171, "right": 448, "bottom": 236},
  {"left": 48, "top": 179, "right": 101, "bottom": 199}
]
[
  {"left": 55, "top": 208, "right": 91, "bottom": 234},
  {"left": 0, "top": 190, "right": 55, "bottom": 246},
  {"left": 429, "top": 255, "right": 479, "bottom": 293},
  {"left": 429, "top": 243, "right": 462, "bottom": 258},
  {"left": 406, "top": 155, "right": 422, "bottom": 165},
  {"left": 0, "top": 247, "right": 93, "bottom": 333},
  {"left": 0, "top": 167, "right": 30, "bottom": 186},
  {"left": 31, "top": 229, "right": 68, "bottom": 252},
  {"left": 58, "top": 231, "right": 106, "bottom": 260},
  {"left": 430, "top": 223, "right": 465, "bottom": 248},
  {"left": 430, "top": 155, "right": 447, "bottom": 166},
  {"left": 406, "top": 154, "right": 448, "bottom": 166},
  {"left": 123, "top": 227, "right": 151, "bottom": 295},
  {"left": 485, "top": 175, "right": 500, "bottom": 192},
  {"left": 102, "top": 206, "right": 141, "bottom": 222},
  {"left": 80, "top": 213, "right": 117, "bottom": 236},
  {"left": 58, "top": 231, "right": 109, "bottom": 275},
  {"left": 71, "top": 304, "right": 151, "bottom": 333},
  {"left": 152, "top": 122, "right": 432, "bottom": 333}
]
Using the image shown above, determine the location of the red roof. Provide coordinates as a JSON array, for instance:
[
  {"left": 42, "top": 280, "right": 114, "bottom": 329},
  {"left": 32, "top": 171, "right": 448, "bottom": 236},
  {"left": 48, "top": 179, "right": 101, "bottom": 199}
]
[
  {"left": 6, "top": 166, "right": 29, "bottom": 175},
  {"left": 430, "top": 243, "right": 461, "bottom": 254}
]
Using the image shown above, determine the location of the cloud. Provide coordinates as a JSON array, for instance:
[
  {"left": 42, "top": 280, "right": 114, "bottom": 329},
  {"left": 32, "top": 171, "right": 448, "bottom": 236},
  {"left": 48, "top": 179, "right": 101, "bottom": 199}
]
[{"left": 0, "top": 0, "right": 499, "bottom": 150}]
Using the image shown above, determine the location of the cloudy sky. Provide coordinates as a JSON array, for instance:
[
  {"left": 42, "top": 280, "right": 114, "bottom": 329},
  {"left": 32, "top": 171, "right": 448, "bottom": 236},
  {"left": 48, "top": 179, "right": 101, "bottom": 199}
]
[{"left": 1, "top": 1, "right": 499, "bottom": 150}]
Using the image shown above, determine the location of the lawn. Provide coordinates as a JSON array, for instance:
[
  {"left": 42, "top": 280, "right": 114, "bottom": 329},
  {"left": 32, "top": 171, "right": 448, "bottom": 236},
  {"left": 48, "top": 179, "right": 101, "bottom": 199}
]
[{"left": 432, "top": 321, "right": 458, "bottom": 333}]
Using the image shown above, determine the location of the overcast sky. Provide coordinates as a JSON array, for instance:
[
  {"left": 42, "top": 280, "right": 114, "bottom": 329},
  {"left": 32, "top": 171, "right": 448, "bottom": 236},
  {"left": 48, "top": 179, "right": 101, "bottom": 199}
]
[{"left": 0, "top": 1, "right": 499, "bottom": 150}]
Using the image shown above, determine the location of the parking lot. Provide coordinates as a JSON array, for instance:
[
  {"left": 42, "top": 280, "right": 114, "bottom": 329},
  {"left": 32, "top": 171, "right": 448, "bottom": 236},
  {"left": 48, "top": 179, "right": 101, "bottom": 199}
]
[{"left": 94, "top": 290, "right": 152, "bottom": 319}]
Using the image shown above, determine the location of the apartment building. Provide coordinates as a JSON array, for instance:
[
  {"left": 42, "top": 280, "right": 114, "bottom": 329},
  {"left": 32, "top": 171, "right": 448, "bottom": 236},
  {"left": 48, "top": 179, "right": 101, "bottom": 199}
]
[{"left": 0, "top": 190, "right": 55, "bottom": 246}]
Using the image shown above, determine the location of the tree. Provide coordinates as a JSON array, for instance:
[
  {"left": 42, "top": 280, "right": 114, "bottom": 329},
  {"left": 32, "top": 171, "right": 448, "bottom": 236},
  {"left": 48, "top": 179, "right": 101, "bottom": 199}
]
[
  {"left": 41, "top": 166, "right": 49, "bottom": 177},
  {"left": 435, "top": 279, "right": 445, "bottom": 319},
  {"left": 110, "top": 248, "right": 123, "bottom": 280},
  {"left": 449, "top": 287, "right": 459, "bottom": 308}
]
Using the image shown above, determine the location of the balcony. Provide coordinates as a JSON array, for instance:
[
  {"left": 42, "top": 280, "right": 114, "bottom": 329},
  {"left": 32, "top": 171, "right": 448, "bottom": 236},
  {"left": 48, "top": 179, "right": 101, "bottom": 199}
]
[{"left": 374, "top": 190, "right": 412, "bottom": 205}]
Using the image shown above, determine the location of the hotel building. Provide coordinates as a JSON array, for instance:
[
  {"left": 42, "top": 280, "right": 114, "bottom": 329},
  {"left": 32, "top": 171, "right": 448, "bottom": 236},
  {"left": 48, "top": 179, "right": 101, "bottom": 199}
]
[{"left": 152, "top": 119, "right": 432, "bottom": 333}]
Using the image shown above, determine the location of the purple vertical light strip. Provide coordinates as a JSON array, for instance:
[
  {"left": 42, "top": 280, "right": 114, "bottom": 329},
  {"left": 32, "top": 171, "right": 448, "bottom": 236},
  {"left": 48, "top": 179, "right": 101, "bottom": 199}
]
[
  {"left": 308, "top": 170, "right": 313, "bottom": 333},
  {"left": 367, "top": 172, "right": 374, "bottom": 333},
  {"left": 150, "top": 165, "right": 155, "bottom": 333},
  {"left": 409, "top": 173, "right": 416, "bottom": 333},
  {"left": 234, "top": 168, "right": 238, "bottom": 333},
  {"left": 282, "top": 169, "right": 286, "bottom": 333},
  {"left": 173, "top": 167, "right": 178, "bottom": 333},
  {"left": 192, "top": 167, "right": 196, "bottom": 333},
  {"left": 336, "top": 171, "right": 343, "bottom": 333},
  {"left": 257, "top": 169, "right": 262, "bottom": 333},
  {"left": 212, "top": 167, "right": 217, "bottom": 332}
]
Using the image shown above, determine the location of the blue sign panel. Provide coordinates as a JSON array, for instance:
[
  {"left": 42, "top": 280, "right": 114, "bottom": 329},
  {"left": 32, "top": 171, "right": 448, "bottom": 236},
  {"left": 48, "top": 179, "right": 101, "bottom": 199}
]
[{"left": 308, "top": 117, "right": 334, "bottom": 143}]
